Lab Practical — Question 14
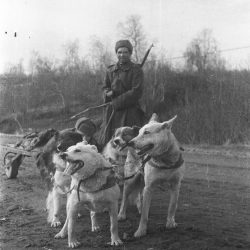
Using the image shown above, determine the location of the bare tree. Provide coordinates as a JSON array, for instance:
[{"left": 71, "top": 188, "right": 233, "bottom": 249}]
[
  {"left": 61, "top": 39, "right": 81, "bottom": 74},
  {"left": 29, "top": 51, "right": 56, "bottom": 76},
  {"left": 184, "top": 29, "right": 225, "bottom": 72},
  {"left": 88, "top": 36, "right": 114, "bottom": 74},
  {"left": 3, "top": 59, "right": 28, "bottom": 117},
  {"left": 5, "top": 59, "right": 25, "bottom": 76},
  {"left": 27, "top": 50, "right": 66, "bottom": 112},
  {"left": 117, "top": 15, "right": 147, "bottom": 63}
]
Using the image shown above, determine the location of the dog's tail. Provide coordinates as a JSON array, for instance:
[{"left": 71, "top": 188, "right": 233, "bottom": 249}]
[{"left": 46, "top": 191, "right": 54, "bottom": 223}]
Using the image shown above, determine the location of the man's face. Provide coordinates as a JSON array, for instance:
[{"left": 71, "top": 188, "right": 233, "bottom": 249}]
[{"left": 116, "top": 47, "right": 131, "bottom": 64}]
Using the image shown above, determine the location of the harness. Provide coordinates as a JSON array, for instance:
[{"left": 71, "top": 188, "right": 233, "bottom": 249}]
[
  {"left": 120, "top": 152, "right": 183, "bottom": 183},
  {"left": 75, "top": 155, "right": 151, "bottom": 201},
  {"left": 76, "top": 167, "right": 116, "bottom": 202},
  {"left": 149, "top": 153, "right": 184, "bottom": 170},
  {"left": 51, "top": 172, "right": 73, "bottom": 195},
  {"left": 57, "top": 149, "right": 183, "bottom": 202},
  {"left": 54, "top": 183, "right": 74, "bottom": 195},
  {"left": 121, "top": 155, "right": 151, "bottom": 181}
]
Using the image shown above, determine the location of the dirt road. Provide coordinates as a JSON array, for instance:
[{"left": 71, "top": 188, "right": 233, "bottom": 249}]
[{"left": 0, "top": 145, "right": 250, "bottom": 250}]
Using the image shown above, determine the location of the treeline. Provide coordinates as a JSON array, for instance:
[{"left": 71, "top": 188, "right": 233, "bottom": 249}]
[
  {"left": 1, "top": 16, "right": 249, "bottom": 144},
  {"left": 0, "top": 61, "right": 249, "bottom": 145},
  {"left": 0, "top": 68, "right": 103, "bottom": 119},
  {"left": 143, "top": 64, "right": 250, "bottom": 144}
]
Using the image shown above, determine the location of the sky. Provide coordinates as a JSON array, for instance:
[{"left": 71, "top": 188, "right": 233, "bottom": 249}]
[{"left": 1, "top": 0, "right": 250, "bottom": 73}]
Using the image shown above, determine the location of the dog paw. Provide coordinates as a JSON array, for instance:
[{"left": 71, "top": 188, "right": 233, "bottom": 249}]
[
  {"left": 118, "top": 213, "right": 126, "bottom": 221},
  {"left": 68, "top": 239, "right": 81, "bottom": 248},
  {"left": 51, "top": 219, "right": 62, "bottom": 228},
  {"left": 110, "top": 237, "right": 123, "bottom": 246},
  {"left": 54, "top": 231, "right": 67, "bottom": 239},
  {"left": 166, "top": 218, "right": 177, "bottom": 229},
  {"left": 134, "top": 227, "right": 147, "bottom": 238},
  {"left": 91, "top": 225, "right": 100, "bottom": 232}
]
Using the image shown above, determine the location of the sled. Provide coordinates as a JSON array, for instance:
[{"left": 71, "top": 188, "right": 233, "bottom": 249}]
[{"left": 0, "top": 129, "right": 56, "bottom": 179}]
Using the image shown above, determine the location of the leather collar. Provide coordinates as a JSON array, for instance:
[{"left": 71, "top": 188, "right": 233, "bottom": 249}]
[{"left": 149, "top": 153, "right": 184, "bottom": 170}]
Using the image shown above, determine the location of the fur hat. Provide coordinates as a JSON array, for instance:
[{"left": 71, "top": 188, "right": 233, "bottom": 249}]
[
  {"left": 75, "top": 117, "right": 96, "bottom": 137},
  {"left": 115, "top": 40, "right": 133, "bottom": 53}
]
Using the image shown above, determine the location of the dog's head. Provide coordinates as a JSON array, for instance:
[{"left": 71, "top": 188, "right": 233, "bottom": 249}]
[
  {"left": 38, "top": 129, "right": 83, "bottom": 173},
  {"left": 128, "top": 113, "right": 177, "bottom": 157},
  {"left": 112, "top": 126, "right": 140, "bottom": 150},
  {"left": 31, "top": 128, "right": 58, "bottom": 149},
  {"left": 54, "top": 129, "right": 83, "bottom": 153},
  {"left": 59, "top": 141, "right": 103, "bottom": 178}
]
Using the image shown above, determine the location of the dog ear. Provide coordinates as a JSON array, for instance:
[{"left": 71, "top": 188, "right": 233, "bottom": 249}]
[
  {"left": 161, "top": 115, "right": 177, "bottom": 130},
  {"left": 90, "top": 145, "right": 98, "bottom": 152},
  {"left": 53, "top": 131, "right": 60, "bottom": 140},
  {"left": 112, "top": 129, "right": 116, "bottom": 139},
  {"left": 81, "top": 139, "right": 88, "bottom": 145},
  {"left": 71, "top": 127, "right": 76, "bottom": 132},
  {"left": 149, "top": 113, "right": 160, "bottom": 123},
  {"left": 132, "top": 126, "right": 141, "bottom": 135}
]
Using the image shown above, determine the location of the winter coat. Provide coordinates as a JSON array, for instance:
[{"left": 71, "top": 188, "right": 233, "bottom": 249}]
[{"left": 99, "top": 61, "right": 145, "bottom": 147}]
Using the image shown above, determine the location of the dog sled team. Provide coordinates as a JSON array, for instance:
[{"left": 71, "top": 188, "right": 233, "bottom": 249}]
[
  {"left": 27, "top": 40, "right": 186, "bottom": 248},
  {"left": 33, "top": 112, "right": 185, "bottom": 248}
]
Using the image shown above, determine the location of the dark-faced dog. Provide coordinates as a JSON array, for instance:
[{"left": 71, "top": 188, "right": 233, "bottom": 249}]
[
  {"left": 102, "top": 130, "right": 128, "bottom": 177},
  {"left": 102, "top": 126, "right": 145, "bottom": 220},
  {"left": 107, "top": 126, "right": 145, "bottom": 221}
]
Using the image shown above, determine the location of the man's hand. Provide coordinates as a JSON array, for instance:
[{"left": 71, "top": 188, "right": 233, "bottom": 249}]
[{"left": 106, "top": 90, "right": 114, "bottom": 98}]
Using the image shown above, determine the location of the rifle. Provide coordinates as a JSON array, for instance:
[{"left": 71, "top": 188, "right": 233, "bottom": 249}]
[
  {"left": 70, "top": 103, "right": 109, "bottom": 120},
  {"left": 70, "top": 44, "right": 154, "bottom": 120},
  {"left": 140, "top": 43, "right": 154, "bottom": 67}
]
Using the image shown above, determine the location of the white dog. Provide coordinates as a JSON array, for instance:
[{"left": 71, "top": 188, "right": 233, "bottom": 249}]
[
  {"left": 45, "top": 153, "right": 71, "bottom": 227},
  {"left": 127, "top": 113, "right": 185, "bottom": 238},
  {"left": 35, "top": 129, "right": 83, "bottom": 227},
  {"left": 54, "top": 142, "right": 122, "bottom": 248}
]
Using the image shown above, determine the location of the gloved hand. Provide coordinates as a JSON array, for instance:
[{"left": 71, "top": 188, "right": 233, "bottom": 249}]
[
  {"left": 106, "top": 90, "right": 114, "bottom": 98},
  {"left": 103, "top": 89, "right": 113, "bottom": 102}
]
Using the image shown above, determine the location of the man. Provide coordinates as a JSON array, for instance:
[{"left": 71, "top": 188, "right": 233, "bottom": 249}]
[
  {"left": 75, "top": 117, "right": 100, "bottom": 151},
  {"left": 99, "top": 40, "right": 145, "bottom": 148}
]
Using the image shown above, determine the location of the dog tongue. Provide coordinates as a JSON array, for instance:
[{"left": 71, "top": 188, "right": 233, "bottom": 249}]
[
  {"left": 64, "top": 161, "right": 84, "bottom": 175},
  {"left": 64, "top": 162, "right": 74, "bottom": 175},
  {"left": 71, "top": 161, "right": 84, "bottom": 175}
]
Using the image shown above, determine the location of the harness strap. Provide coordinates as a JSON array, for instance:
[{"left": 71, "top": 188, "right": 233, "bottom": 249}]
[
  {"left": 76, "top": 167, "right": 116, "bottom": 202},
  {"left": 120, "top": 154, "right": 151, "bottom": 181},
  {"left": 54, "top": 183, "right": 74, "bottom": 195},
  {"left": 76, "top": 155, "right": 151, "bottom": 202},
  {"left": 150, "top": 153, "right": 184, "bottom": 170}
]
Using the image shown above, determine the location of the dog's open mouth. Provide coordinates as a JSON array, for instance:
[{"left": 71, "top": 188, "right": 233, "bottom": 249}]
[
  {"left": 64, "top": 160, "right": 84, "bottom": 175},
  {"left": 119, "top": 142, "right": 129, "bottom": 151},
  {"left": 137, "top": 144, "right": 154, "bottom": 156},
  {"left": 113, "top": 139, "right": 128, "bottom": 152},
  {"left": 113, "top": 140, "right": 125, "bottom": 151}
]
